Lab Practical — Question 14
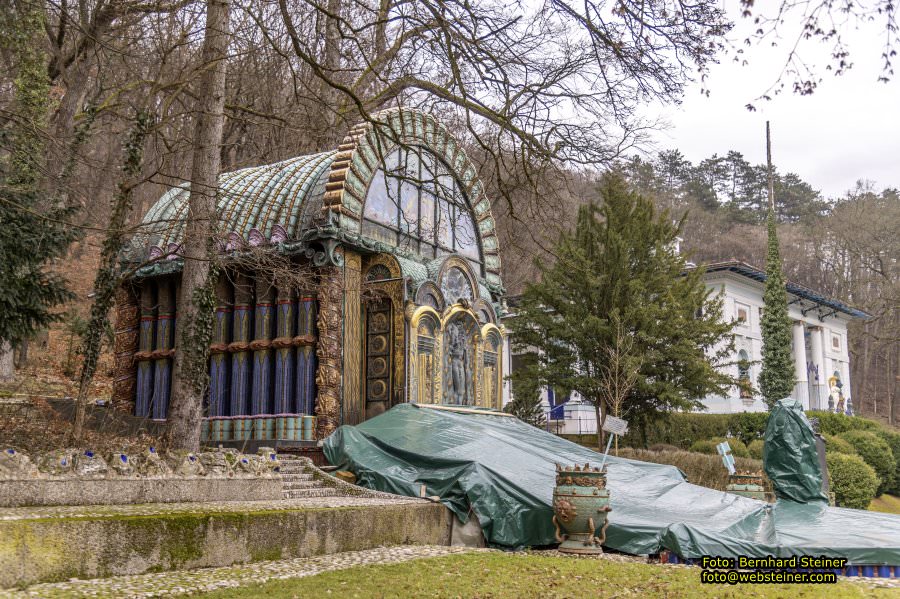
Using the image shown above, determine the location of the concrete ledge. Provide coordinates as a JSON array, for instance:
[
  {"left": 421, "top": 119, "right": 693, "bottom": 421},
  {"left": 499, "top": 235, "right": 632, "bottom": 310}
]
[
  {"left": 0, "top": 477, "right": 282, "bottom": 508},
  {"left": 0, "top": 500, "right": 453, "bottom": 588}
]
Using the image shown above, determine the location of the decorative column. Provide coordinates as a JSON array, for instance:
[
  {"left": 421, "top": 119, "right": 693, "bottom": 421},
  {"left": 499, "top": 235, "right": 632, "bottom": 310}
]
[
  {"left": 295, "top": 295, "right": 318, "bottom": 414},
  {"left": 150, "top": 279, "right": 175, "bottom": 420},
  {"left": 792, "top": 321, "right": 809, "bottom": 410},
  {"left": 112, "top": 285, "right": 139, "bottom": 412},
  {"left": 501, "top": 332, "right": 513, "bottom": 407},
  {"left": 841, "top": 360, "right": 853, "bottom": 415},
  {"left": 272, "top": 285, "right": 296, "bottom": 414},
  {"left": 208, "top": 274, "right": 233, "bottom": 417},
  {"left": 134, "top": 283, "right": 156, "bottom": 418},
  {"left": 229, "top": 273, "right": 253, "bottom": 416},
  {"left": 808, "top": 326, "right": 827, "bottom": 411},
  {"left": 250, "top": 278, "right": 276, "bottom": 415},
  {"left": 342, "top": 251, "right": 363, "bottom": 425},
  {"left": 315, "top": 265, "right": 343, "bottom": 439}
]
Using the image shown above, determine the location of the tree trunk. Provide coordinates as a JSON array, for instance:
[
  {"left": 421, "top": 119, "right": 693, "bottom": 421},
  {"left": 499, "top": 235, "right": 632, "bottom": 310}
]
[
  {"left": 595, "top": 401, "right": 608, "bottom": 451},
  {"left": 314, "top": 0, "right": 343, "bottom": 148},
  {"left": 0, "top": 343, "right": 14, "bottom": 382},
  {"left": 165, "top": 0, "right": 231, "bottom": 452}
]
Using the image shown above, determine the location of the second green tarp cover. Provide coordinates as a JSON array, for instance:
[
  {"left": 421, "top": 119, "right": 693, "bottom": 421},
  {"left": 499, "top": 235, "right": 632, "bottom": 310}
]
[{"left": 323, "top": 403, "right": 900, "bottom": 564}]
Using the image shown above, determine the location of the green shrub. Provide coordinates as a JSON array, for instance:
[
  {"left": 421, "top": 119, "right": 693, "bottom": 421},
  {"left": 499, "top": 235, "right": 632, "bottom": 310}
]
[
  {"left": 688, "top": 437, "right": 750, "bottom": 458},
  {"left": 838, "top": 430, "right": 895, "bottom": 495},
  {"left": 748, "top": 439, "right": 765, "bottom": 460},
  {"left": 688, "top": 440, "right": 718, "bottom": 455},
  {"left": 826, "top": 452, "right": 879, "bottom": 510},
  {"left": 617, "top": 448, "right": 767, "bottom": 492},
  {"left": 712, "top": 437, "right": 750, "bottom": 458},
  {"left": 727, "top": 413, "right": 770, "bottom": 444},
  {"left": 809, "top": 411, "right": 881, "bottom": 436},
  {"left": 875, "top": 429, "right": 900, "bottom": 495},
  {"left": 822, "top": 433, "right": 856, "bottom": 456}
]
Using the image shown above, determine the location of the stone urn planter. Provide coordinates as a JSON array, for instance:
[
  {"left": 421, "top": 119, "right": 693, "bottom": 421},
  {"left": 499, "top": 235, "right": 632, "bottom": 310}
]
[{"left": 552, "top": 463, "right": 612, "bottom": 554}]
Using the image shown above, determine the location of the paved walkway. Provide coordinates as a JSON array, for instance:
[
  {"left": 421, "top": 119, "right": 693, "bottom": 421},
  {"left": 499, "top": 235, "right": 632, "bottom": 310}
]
[{"left": 1, "top": 546, "right": 480, "bottom": 598}]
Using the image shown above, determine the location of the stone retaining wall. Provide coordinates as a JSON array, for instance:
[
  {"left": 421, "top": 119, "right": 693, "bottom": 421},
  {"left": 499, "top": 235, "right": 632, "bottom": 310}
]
[
  {"left": 0, "top": 447, "right": 281, "bottom": 507},
  {"left": 0, "top": 500, "right": 452, "bottom": 587},
  {"left": 0, "top": 476, "right": 282, "bottom": 507}
]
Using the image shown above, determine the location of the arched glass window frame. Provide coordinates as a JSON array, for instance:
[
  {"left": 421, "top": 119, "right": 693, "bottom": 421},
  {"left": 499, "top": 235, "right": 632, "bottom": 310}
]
[{"left": 362, "top": 145, "right": 483, "bottom": 272}]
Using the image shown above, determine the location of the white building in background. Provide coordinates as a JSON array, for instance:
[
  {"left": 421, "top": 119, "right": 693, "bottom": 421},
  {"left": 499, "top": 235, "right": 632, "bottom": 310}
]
[
  {"left": 501, "top": 260, "right": 869, "bottom": 424},
  {"left": 698, "top": 261, "right": 868, "bottom": 414}
]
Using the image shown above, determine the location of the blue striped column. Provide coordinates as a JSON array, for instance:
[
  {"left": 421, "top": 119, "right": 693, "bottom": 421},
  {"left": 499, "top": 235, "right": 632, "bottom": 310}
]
[
  {"left": 250, "top": 278, "right": 275, "bottom": 415},
  {"left": 150, "top": 280, "right": 175, "bottom": 420},
  {"left": 273, "top": 285, "right": 296, "bottom": 414},
  {"left": 134, "top": 283, "right": 156, "bottom": 418},
  {"left": 208, "top": 274, "right": 232, "bottom": 417},
  {"left": 229, "top": 273, "right": 253, "bottom": 416}
]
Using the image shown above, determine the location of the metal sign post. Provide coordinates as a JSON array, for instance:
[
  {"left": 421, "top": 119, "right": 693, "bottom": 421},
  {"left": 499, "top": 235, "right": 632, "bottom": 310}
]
[
  {"left": 599, "top": 415, "right": 629, "bottom": 471},
  {"left": 717, "top": 441, "right": 736, "bottom": 475}
]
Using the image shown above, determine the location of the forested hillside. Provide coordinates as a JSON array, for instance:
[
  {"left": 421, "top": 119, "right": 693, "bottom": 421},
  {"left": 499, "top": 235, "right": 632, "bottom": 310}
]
[
  {"left": 621, "top": 151, "right": 898, "bottom": 426},
  {"left": 496, "top": 148, "right": 897, "bottom": 426}
]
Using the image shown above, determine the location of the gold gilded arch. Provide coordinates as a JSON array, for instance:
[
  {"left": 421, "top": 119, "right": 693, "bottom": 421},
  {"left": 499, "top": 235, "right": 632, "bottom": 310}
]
[
  {"left": 407, "top": 302, "right": 505, "bottom": 408},
  {"left": 409, "top": 305, "right": 442, "bottom": 405},
  {"left": 480, "top": 323, "right": 504, "bottom": 410}
]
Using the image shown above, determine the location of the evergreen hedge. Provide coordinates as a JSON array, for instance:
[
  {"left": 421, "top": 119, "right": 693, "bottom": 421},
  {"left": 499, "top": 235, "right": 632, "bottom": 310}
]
[
  {"left": 748, "top": 439, "right": 765, "bottom": 460},
  {"left": 837, "top": 430, "right": 895, "bottom": 495},
  {"left": 808, "top": 411, "right": 882, "bottom": 436},
  {"left": 875, "top": 430, "right": 900, "bottom": 495},
  {"left": 623, "top": 412, "right": 769, "bottom": 448},
  {"left": 826, "top": 452, "right": 879, "bottom": 509},
  {"left": 822, "top": 434, "right": 856, "bottom": 456},
  {"left": 622, "top": 410, "right": 889, "bottom": 451}
]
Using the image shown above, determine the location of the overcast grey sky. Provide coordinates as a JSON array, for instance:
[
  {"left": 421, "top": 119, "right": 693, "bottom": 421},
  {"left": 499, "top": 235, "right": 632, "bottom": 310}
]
[{"left": 649, "top": 1, "right": 899, "bottom": 199}]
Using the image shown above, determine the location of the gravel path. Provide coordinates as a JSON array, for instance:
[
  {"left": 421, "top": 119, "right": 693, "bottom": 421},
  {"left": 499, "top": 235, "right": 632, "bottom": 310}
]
[{"left": 1, "top": 546, "right": 481, "bottom": 598}]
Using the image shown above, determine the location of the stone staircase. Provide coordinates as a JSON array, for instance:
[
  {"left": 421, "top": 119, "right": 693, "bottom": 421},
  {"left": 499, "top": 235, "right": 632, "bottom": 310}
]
[{"left": 277, "top": 455, "right": 342, "bottom": 499}]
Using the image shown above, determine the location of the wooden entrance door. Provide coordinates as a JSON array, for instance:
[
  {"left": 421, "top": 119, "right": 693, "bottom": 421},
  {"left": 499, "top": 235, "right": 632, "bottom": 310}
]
[{"left": 364, "top": 297, "right": 392, "bottom": 419}]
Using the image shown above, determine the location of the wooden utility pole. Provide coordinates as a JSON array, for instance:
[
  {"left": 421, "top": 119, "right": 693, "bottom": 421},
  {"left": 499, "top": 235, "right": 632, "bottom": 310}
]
[{"left": 766, "top": 121, "right": 775, "bottom": 211}]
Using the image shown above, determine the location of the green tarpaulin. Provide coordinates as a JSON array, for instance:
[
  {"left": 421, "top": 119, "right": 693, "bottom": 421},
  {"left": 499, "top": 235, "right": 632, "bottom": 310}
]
[
  {"left": 763, "top": 398, "right": 830, "bottom": 504},
  {"left": 323, "top": 403, "right": 900, "bottom": 564}
]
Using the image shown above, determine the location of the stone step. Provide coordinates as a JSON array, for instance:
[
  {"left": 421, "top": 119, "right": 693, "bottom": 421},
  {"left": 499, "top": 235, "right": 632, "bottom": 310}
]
[
  {"left": 280, "top": 473, "right": 314, "bottom": 482},
  {"left": 278, "top": 466, "right": 308, "bottom": 475},
  {"left": 282, "top": 488, "right": 342, "bottom": 499},
  {"left": 282, "top": 481, "right": 321, "bottom": 490}
]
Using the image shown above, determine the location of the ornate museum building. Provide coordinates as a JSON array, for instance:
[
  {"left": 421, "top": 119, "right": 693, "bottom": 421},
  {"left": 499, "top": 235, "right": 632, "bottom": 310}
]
[{"left": 113, "top": 109, "right": 507, "bottom": 444}]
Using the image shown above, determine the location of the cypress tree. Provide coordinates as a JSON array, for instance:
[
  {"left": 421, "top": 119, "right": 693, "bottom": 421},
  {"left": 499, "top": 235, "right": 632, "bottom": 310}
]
[
  {"left": 758, "top": 208, "right": 796, "bottom": 407},
  {"left": 507, "top": 173, "right": 737, "bottom": 442}
]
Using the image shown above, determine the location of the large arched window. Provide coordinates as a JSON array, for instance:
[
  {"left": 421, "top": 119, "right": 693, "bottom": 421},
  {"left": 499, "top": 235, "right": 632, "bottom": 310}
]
[{"left": 363, "top": 146, "right": 481, "bottom": 268}]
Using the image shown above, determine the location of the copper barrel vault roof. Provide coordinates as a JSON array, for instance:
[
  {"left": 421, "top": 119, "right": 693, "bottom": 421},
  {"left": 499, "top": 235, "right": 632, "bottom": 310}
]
[
  {"left": 136, "top": 150, "right": 336, "bottom": 251},
  {"left": 131, "top": 108, "right": 503, "bottom": 289}
]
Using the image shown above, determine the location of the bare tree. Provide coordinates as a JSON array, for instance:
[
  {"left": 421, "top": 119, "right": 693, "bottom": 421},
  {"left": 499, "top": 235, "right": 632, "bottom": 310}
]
[
  {"left": 165, "top": 0, "right": 232, "bottom": 451},
  {"left": 739, "top": 1, "right": 899, "bottom": 107},
  {"left": 597, "top": 317, "right": 642, "bottom": 453}
]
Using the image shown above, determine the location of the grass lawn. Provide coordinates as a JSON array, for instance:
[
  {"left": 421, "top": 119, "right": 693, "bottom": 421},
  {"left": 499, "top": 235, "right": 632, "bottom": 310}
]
[
  {"left": 198, "top": 552, "right": 889, "bottom": 598},
  {"left": 869, "top": 494, "right": 900, "bottom": 514}
]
